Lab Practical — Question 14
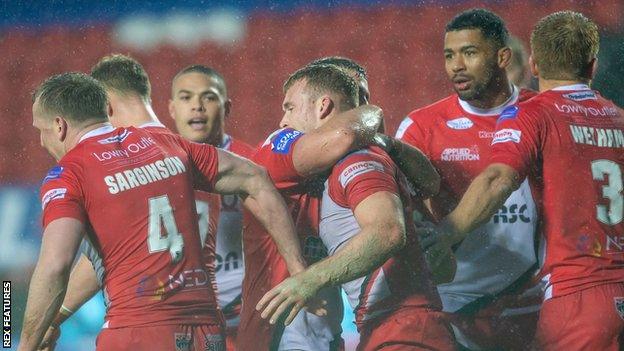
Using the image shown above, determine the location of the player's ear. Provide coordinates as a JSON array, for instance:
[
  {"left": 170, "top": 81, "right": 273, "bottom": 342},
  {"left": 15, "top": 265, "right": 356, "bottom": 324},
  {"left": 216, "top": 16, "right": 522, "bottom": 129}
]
[
  {"left": 224, "top": 99, "right": 232, "bottom": 119},
  {"left": 107, "top": 101, "right": 114, "bottom": 119},
  {"left": 318, "top": 96, "right": 333, "bottom": 120},
  {"left": 587, "top": 57, "right": 597, "bottom": 80},
  {"left": 529, "top": 55, "right": 539, "bottom": 78},
  {"left": 498, "top": 46, "right": 512, "bottom": 69},
  {"left": 55, "top": 116, "right": 68, "bottom": 142},
  {"left": 168, "top": 99, "right": 176, "bottom": 120}
]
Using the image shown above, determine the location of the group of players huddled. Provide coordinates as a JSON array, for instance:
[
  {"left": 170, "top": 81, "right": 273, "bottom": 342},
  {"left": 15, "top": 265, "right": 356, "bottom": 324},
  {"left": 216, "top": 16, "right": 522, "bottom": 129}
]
[{"left": 18, "top": 8, "right": 623, "bottom": 351}]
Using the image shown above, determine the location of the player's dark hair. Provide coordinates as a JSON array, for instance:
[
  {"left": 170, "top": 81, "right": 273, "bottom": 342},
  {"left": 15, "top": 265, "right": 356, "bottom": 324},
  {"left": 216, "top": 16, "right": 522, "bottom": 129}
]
[
  {"left": 33, "top": 72, "right": 108, "bottom": 123},
  {"left": 172, "top": 64, "right": 228, "bottom": 97},
  {"left": 308, "top": 56, "right": 368, "bottom": 80},
  {"left": 91, "top": 54, "right": 151, "bottom": 102},
  {"left": 284, "top": 64, "right": 359, "bottom": 110},
  {"left": 531, "top": 11, "right": 599, "bottom": 81},
  {"left": 446, "top": 8, "right": 509, "bottom": 50}
]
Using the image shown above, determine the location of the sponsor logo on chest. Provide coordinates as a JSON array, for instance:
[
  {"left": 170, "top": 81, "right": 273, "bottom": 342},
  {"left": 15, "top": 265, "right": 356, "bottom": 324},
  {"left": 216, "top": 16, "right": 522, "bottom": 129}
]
[
  {"left": 440, "top": 145, "right": 480, "bottom": 162},
  {"left": 446, "top": 117, "right": 474, "bottom": 130},
  {"left": 491, "top": 129, "right": 522, "bottom": 144}
]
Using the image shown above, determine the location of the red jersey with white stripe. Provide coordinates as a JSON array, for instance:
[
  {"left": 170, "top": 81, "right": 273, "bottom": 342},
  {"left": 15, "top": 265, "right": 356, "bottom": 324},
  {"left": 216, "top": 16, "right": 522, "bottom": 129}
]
[
  {"left": 239, "top": 128, "right": 342, "bottom": 351},
  {"left": 490, "top": 84, "right": 624, "bottom": 299},
  {"left": 195, "top": 135, "right": 254, "bottom": 327},
  {"left": 396, "top": 87, "right": 542, "bottom": 313},
  {"left": 319, "top": 147, "right": 440, "bottom": 329},
  {"left": 40, "top": 124, "right": 223, "bottom": 328}
]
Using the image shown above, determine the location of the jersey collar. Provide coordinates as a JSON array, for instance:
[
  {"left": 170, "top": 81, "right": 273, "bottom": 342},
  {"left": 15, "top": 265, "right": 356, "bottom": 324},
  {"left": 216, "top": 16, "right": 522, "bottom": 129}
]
[
  {"left": 551, "top": 84, "right": 591, "bottom": 91},
  {"left": 138, "top": 121, "right": 167, "bottom": 128},
  {"left": 219, "top": 134, "right": 232, "bottom": 151},
  {"left": 78, "top": 123, "right": 115, "bottom": 143},
  {"left": 457, "top": 84, "right": 519, "bottom": 117}
]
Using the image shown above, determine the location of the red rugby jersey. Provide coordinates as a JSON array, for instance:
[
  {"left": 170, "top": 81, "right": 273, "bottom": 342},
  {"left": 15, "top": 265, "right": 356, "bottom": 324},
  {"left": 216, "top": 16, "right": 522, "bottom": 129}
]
[
  {"left": 319, "top": 147, "right": 440, "bottom": 329},
  {"left": 40, "top": 124, "right": 223, "bottom": 328},
  {"left": 490, "top": 84, "right": 624, "bottom": 299}
]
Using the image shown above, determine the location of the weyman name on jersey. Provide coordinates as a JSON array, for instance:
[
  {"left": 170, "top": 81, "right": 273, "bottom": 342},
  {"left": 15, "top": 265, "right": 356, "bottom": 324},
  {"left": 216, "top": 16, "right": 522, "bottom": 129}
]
[{"left": 104, "top": 156, "right": 186, "bottom": 194}]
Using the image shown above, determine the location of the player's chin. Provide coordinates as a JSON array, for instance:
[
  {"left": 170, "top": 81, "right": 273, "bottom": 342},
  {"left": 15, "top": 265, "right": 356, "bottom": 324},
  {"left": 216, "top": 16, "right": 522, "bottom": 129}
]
[{"left": 456, "top": 89, "right": 480, "bottom": 101}]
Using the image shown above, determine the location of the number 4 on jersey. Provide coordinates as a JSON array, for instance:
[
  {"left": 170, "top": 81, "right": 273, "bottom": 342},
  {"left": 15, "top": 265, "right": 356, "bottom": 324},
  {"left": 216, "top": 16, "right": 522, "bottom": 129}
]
[{"left": 148, "top": 195, "right": 185, "bottom": 263}]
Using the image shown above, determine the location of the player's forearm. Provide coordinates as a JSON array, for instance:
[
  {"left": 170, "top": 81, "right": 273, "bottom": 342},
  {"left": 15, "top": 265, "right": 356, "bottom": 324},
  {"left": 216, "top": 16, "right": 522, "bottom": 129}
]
[
  {"left": 338, "top": 105, "right": 383, "bottom": 147},
  {"left": 442, "top": 164, "right": 519, "bottom": 244},
  {"left": 243, "top": 172, "right": 306, "bottom": 274},
  {"left": 19, "top": 263, "right": 69, "bottom": 351},
  {"left": 374, "top": 134, "right": 440, "bottom": 198},
  {"left": 303, "top": 223, "right": 405, "bottom": 289},
  {"left": 63, "top": 254, "right": 100, "bottom": 312}
]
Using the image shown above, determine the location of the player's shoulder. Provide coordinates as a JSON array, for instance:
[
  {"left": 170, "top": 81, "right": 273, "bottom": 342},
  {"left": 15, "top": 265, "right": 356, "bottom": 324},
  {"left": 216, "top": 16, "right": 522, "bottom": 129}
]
[
  {"left": 229, "top": 136, "right": 255, "bottom": 158},
  {"left": 406, "top": 94, "right": 458, "bottom": 121},
  {"left": 259, "top": 127, "right": 304, "bottom": 154},
  {"left": 39, "top": 163, "right": 81, "bottom": 206},
  {"left": 332, "top": 147, "right": 394, "bottom": 180},
  {"left": 518, "top": 88, "right": 538, "bottom": 102},
  {"left": 397, "top": 95, "right": 458, "bottom": 138}
]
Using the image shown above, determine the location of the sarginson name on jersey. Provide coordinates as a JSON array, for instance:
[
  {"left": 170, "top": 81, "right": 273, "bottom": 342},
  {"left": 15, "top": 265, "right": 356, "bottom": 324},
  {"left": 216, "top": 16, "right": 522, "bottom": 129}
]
[{"left": 104, "top": 156, "right": 186, "bottom": 194}]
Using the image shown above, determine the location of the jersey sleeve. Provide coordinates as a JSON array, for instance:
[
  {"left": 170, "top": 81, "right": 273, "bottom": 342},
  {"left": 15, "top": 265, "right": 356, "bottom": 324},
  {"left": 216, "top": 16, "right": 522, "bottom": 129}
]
[
  {"left": 395, "top": 113, "right": 428, "bottom": 151},
  {"left": 490, "top": 104, "right": 544, "bottom": 179},
  {"left": 251, "top": 128, "right": 304, "bottom": 190},
  {"left": 179, "top": 137, "right": 220, "bottom": 192},
  {"left": 329, "top": 150, "right": 400, "bottom": 210},
  {"left": 40, "top": 165, "right": 87, "bottom": 228}
]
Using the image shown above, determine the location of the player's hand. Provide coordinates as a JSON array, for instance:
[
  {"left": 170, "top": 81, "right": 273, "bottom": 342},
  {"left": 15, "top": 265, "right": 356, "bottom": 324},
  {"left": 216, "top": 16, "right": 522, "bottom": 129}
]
[
  {"left": 423, "top": 241, "right": 457, "bottom": 284},
  {"left": 415, "top": 221, "right": 442, "bottom": 250},
  {"left": 38, "top": 325, "right": 60, "bottom": 351},
  {"left": 256, "top": 272, "right": 325, "bottom": 326}
]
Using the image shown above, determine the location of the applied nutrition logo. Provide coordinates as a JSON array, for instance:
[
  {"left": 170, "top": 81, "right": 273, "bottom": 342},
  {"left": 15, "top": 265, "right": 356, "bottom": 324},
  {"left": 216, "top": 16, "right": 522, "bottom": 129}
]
[{"left": 440, "top": 146, "right": 480, "bottom": 162}]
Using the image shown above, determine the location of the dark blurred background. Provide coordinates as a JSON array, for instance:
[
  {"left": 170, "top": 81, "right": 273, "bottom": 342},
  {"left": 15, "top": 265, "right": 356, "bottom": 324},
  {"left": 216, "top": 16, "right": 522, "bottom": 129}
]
[{"left": 0, "top": 1, "right": 622, "bottom": 349}]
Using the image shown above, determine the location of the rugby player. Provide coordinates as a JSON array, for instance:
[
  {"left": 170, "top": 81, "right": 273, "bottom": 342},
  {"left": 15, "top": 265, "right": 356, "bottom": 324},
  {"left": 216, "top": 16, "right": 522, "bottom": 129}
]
[
  {"left": 395, "top": 9, "right": 541, "bottom": 350},
  {"left": 257, "top": 64, "right": 453, "bottom": 350},
  {"left": 169, "top": 64, "right": 254, "bottom": 350}
]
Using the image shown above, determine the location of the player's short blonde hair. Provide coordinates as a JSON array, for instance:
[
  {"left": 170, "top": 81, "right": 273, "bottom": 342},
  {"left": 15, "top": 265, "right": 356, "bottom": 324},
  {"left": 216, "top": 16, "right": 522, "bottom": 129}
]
[
  {"left": 284, "top": 64, "right": 359, "bottom": 111},
  {"left": 91, "top": 54, "right": 152, "bottom": 102},
  {"left": 530, "top": 11, "right": 599, "bottom": 81}
]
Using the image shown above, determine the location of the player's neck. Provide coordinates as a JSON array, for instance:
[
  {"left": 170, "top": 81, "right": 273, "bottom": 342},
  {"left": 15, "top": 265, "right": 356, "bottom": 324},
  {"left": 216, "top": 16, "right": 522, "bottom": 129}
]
[
  {"left": 205, "top": 130, "right": 225, "bottom": 147},
  {"left": 466, "top": 81, "right": 513, "bottom": 111},
  {"left": 116, "top": 100, "right": 161, "bottom": 127},
  {"left": 538, "top": 78, "right": 590, "bottom": 92},
  {"left": 65, "top": 121, "right": 112, "bottom": 154}
]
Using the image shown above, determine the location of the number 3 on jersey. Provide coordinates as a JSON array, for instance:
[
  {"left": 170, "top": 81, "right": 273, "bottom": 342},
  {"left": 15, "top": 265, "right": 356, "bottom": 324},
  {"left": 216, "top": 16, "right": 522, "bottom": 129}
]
[
  {"left": 591, "top": 160, "right": 623, "bottom": 225},
  {"left": 148, "top": 195, "right": 185, "bottom": 263}
]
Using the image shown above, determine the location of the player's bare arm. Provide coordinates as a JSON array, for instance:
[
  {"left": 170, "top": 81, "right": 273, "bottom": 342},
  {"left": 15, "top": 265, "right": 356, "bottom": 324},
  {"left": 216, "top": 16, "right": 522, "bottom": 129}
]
[
  {"left": 19, "top": 218, "right": 84, "bottom": 351},
  {"left": 38, "top": 254, "right": 100, "bottom": 350},
  {"left": 256, "top": 191, "right": 406, "bottom": 325},
  {"left": 292, "top": 105, "right": 382, "bottom": 177},
  {"left": 374, "top": 133, "right": 441, "bottom": 198},
  {"left": 214, "top": 148, "right": 306, "bottom": 274},
  {"left": 424, "top": 163, "right": 521, "bottom": 249}
]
